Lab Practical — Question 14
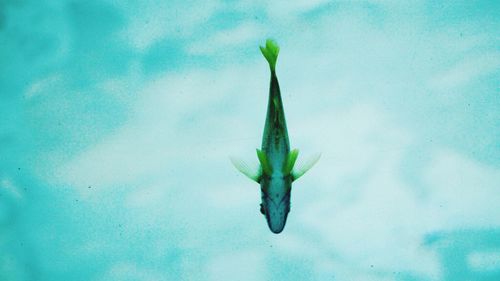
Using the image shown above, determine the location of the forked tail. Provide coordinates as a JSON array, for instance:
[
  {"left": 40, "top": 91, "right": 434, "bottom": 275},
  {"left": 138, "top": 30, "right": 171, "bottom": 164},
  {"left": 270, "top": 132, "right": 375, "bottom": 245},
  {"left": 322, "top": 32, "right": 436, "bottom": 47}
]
[{"left": 260, "top": 39, "right": 280, "bottom": 72}]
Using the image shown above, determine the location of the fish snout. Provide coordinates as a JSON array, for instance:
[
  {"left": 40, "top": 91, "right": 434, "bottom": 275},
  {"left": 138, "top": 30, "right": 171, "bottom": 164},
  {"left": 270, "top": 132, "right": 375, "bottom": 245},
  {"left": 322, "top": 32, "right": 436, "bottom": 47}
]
[{"left": 263, "top": 195, "right": 290, "bottom": 234}]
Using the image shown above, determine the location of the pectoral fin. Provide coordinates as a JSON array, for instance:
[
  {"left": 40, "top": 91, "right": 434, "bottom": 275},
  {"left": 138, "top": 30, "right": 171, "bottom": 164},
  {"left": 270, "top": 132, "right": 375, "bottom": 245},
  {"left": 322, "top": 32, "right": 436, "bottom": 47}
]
[
  {"left": 291, "top": 153, "right": 321, "bottom": 181},
  {"left": 230, "top": 157, "right": 261, "bottom": 183},
  {"left": 256, "top": 149, "right": 273, "bottom": 176},
  {"left": 283, "top": 149, "right": 299, "bottom": 175}
]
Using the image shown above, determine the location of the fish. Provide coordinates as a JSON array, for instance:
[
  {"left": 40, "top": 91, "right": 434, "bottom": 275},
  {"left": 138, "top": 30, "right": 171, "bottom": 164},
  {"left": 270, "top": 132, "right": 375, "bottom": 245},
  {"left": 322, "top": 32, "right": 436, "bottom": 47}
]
[{"left": 231, "top": 39, "right": 320, "bottom": 234}]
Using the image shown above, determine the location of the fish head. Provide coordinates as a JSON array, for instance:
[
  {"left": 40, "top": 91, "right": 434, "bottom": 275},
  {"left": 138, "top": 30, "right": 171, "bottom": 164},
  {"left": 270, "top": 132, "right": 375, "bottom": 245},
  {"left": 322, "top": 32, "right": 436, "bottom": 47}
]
[{"left": 260, "top": 176, "right": 292, "bottom": 234}]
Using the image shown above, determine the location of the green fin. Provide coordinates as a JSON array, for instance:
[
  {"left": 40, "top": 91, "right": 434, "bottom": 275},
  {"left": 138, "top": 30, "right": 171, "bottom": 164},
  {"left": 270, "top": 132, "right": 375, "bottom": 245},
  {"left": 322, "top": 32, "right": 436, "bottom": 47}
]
[
  {"left": 292, "top": 153, "right": 321, "bottom": 181},
  {"left": 256, "top": 149, "right": 273, "bottom": 176},
  {"left": 259, "top": 39, "right": 280, "bottom": 72},
  {"left": 230, "top": 157, "right": 261, "bottom": 183},
  {"left": 283, "top": 149, "right": 299, "bottom": 175}
]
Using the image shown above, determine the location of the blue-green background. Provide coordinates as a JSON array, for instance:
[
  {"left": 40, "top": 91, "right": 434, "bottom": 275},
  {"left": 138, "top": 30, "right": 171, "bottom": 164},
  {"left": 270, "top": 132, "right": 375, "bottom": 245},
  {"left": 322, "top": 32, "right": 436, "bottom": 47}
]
[{"left": 1, "top": 1, "right": 499, "bottom": 280}]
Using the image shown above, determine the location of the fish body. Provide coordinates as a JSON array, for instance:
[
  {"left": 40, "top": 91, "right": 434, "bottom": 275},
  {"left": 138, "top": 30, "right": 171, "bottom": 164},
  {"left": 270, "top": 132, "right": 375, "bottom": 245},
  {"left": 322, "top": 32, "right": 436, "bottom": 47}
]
[
  {"left": 259, "top": 56, "right": 292, "bottom": 233},
  {"left": 231, "top": 39, "right": 319, "bottom": 234}
]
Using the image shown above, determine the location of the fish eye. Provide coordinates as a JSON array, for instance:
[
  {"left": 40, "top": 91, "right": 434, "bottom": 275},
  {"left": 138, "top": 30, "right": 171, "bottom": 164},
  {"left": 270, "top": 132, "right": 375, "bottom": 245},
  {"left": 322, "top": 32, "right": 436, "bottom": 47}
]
[{"left": 260, "top": 203, "right": 266, "bottom": 215}]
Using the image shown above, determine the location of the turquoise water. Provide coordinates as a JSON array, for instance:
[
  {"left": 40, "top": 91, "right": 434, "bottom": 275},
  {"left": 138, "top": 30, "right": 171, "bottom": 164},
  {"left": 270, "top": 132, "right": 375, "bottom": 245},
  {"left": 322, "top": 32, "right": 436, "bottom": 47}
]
[{"left": 1, "top": 1, "right": 499, "bottom": 280}]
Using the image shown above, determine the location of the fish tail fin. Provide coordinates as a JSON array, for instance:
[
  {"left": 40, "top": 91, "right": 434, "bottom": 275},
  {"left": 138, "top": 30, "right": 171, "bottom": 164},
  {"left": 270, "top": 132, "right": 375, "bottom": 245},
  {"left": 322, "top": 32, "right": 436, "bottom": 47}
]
[{"left": 259, "top": 39, "right": 280, "bottom": 72}]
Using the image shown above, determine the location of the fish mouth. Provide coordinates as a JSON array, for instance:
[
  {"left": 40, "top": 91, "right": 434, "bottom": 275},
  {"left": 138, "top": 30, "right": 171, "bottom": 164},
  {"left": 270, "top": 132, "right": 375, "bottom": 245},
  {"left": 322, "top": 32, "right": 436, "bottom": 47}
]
[
  {"left": 267, "top": 219, "right": 287, "bottom": 234},
  {"left": 263, "top": 192, "right": 290, "bottom": 234},
  {"left": 265, "top": 210, "right": 288, "bottom": 234}
]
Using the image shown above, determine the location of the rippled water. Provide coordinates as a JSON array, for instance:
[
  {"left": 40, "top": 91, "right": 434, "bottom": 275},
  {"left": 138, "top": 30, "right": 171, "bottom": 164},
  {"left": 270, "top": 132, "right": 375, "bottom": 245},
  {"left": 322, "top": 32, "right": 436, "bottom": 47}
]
[{"left": 1, "top": 1, "right": 499, "bottom": 280}]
